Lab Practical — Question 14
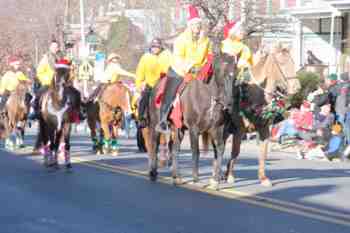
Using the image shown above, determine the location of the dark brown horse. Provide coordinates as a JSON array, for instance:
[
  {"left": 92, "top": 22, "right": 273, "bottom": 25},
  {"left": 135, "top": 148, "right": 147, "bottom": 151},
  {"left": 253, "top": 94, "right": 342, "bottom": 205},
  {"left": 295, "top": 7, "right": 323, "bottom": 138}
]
[
  {"left": 224, "top": 45, "right": 301, "bottom": 187},
  {"left": 0, "top": 83, "right": 32, "bottom": 149},
  {"left": 37, "top": 67, "right": 82, "bottom": 170},
  {"left": 147, "top": 65, "right": 227, "bottom": 189}
]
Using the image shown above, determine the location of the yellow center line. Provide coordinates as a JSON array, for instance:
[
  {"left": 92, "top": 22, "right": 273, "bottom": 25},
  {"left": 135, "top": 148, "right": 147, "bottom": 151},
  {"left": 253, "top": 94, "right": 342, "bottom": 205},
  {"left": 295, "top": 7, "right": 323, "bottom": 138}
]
[{"left": 72, "top": 157, "right": 350, "bottom": 228}]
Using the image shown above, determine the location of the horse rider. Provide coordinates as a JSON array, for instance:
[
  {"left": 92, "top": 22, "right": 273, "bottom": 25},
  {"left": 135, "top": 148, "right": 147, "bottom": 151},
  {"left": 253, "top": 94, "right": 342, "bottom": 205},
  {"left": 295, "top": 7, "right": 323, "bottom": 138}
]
[
  {"left": 88, "top": 53, "right": 136, "bottom": 102},
  {"left": 0, "top": 56, "right": 30, "bottom": 112},
  {"left": 29, "top": 40, "right": 60, "bottom": 120},
  {"left": 156, "top": 5, "right": 214, "bottom": 133},
  {"left": 135, "top": 38, "right": 172, "bottom": 127},
  {"left": 221, "top": 20, "right": 253, "bottom": 81},
  {"left": 221, "top": 21, "right": 253, "bottom": 131},
  {"left": 221, "top": 20, "right": 253, "bottom": 89}
]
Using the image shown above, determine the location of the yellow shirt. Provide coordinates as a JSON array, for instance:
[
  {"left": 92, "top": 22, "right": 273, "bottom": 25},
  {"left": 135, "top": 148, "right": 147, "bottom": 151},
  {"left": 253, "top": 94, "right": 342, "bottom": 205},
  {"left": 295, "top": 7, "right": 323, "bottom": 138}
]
[
  {"left": 0, "top": 71, "right": 29, "bottom": 94},
  {"left": 101, "top": 62, "right": 135, "bottom": 84},
  {"left": 37, "top": 54, "right": 55, "bottom": 86},
  {"left": 221, "top": 38, "right": 253, "bottom": 68},
  {"left": 172, "top": 29, "right": 212, "bottom": 76},
  {"left": 135, "top": 50, "right": 172, "bottom": 91}
]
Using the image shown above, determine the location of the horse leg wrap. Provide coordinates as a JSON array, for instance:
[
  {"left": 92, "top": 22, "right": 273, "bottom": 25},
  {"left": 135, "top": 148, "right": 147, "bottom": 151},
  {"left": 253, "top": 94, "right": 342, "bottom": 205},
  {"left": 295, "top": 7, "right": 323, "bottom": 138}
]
[
  {"left": 111, "top": 139, "right": 119, "bottom": 151},
  {"left": 5, "top": 138, "right": 14, "bottom": 149},
  {"left": 92, "top": 137, "right": 99, "bottom": 151},
  {"left": 40, "top": 145, "right": 51, "bottom": 157},
  {"left": 58, "top": 143, "right": 66, "bottom": 160},
  {"left": 159, "top": 144, "right": 168, "bottom": 161},
  {"left": 92, "top": 137, "right": 98, "bottom": 145},
  {"left": 103, "top": 139, "right": 111, "bottom": 150},
  {"left": 63, "top": 150, "right": 71, "bottom": 165}
]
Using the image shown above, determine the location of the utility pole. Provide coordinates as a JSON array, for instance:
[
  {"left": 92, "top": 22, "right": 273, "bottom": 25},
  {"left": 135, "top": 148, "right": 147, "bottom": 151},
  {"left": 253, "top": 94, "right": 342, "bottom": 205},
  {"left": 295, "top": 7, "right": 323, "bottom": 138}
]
[
  {"left": 35, "top": 37, "right": 39, "bottom": 66},
  {"left": 80, "top": 0, "right": 86, "bottom": 58}
]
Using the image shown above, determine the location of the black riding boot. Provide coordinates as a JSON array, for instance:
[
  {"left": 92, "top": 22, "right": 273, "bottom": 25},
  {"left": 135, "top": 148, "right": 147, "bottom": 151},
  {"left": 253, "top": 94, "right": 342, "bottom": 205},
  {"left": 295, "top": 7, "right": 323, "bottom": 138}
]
[
  {"left": 28, "top": 86, "right": 48, "bottom": 120},
  {"left": 138, "top": 86, "right": 152, "bottom": 128},
  {"left": 0, "top": 91, "right": 10, "bottom": 112},
  {"left": 156, "top": 68, "right": 183, "bottom": 134}
]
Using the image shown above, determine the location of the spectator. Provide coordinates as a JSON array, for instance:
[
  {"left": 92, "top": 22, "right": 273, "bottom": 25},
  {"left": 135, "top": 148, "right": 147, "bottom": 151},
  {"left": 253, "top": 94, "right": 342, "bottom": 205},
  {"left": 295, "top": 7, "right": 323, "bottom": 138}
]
[
  {"left": 294, "top": 101, "right": 314, "bottom": 140},
  {"left": 313, "top": 103, "right": 334, "bottom": 144},
  {"left": 335, "top": 86, "right": 348, "bottom": 124},
  {"left": 327, "top": 74, "right": 340, "bottom": 113},
  {"left": 323, "top": 124, "right": 344, "bottom": 161}
]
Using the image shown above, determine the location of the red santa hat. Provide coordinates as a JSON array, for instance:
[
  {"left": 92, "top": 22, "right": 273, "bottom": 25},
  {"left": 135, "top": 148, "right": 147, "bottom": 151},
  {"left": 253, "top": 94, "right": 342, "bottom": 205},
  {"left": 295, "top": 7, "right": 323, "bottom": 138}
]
[
  {"left": 223, "top": 20, "right": 242, "bottom": 39},
  {"left": 55, "top": 58, "right": 71, "bottom": 69},
  {"left": 8, "top": 56, "right": 20, "bottom": 66},
  {"left": 187, "top": 5, "right": 201, "bottom": 26}
]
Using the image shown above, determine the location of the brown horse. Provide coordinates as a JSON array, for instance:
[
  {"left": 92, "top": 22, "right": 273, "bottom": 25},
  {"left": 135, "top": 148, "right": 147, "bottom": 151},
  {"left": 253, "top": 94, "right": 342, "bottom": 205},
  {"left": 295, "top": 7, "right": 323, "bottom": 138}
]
[
  {"left": 98, "top": 82, "right": 131, "bottom": 155},
  {"left": 0, "top": 83, "right": 32, "bottom": 149},
  {"left": 147, "top": 65, "right": 227, "bottom": 189},
  {"left": 224, "top": 45, "right": 301, "bottom": 187},
  {"left": 38, "top": 67, "right": 82, "bottom": 170}
]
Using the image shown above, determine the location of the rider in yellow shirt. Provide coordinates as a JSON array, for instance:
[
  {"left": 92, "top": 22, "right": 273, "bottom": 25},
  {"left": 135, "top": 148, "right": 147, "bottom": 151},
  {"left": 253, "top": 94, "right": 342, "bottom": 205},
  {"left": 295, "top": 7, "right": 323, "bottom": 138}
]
[
  {"left": 88, "top": 53, "right": 135, "bottom": 102},
  {"left": 29, "top": 40, "right": 60, "bottom": 120},
  {"left": 156, "top": 5, "right": 213, "bottom": 133},
  {"left": 221, "top": 21, "right": 253, "bottom": 132},
  {"left": 36, "top": 40, "right": 60, "bottom": 87},
  {"left": 221, "top": 21, "right": 253, "bottom": 76},
  {"left": 135, "top": 38, "right": 172, "bottom": 126},
  {"left": 0, "top": 56, "right": 30, "bottom": 112}
]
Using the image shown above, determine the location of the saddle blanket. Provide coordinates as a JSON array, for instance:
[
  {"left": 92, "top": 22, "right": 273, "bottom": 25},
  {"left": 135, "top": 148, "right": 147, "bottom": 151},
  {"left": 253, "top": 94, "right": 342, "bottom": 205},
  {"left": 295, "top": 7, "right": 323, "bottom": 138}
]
[{"left": 154, "top": 76, "right": 186, "bottom": 129}]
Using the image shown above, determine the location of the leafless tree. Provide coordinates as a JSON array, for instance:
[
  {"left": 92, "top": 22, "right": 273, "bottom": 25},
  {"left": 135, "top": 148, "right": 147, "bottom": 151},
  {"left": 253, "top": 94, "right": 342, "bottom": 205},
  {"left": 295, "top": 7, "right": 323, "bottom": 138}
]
[
  {"left": 181, "top": 0, "right": 268, "bottom": 53},
  {"left": 0, "top": 0, "right": 66, "bottom": 73}
]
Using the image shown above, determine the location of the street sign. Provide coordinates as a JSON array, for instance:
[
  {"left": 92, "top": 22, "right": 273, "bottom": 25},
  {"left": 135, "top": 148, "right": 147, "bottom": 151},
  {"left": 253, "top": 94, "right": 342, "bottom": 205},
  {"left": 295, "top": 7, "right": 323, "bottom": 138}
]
[{"left": 94, "top": 52, "right": 106, "bottom": 82}]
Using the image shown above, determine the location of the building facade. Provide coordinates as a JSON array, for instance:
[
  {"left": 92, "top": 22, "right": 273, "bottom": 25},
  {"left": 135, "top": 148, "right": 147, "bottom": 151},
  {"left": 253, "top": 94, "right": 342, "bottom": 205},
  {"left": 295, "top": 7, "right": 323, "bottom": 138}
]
[{"left": 279, "top": 0, "right": 350, "bottom": 73}]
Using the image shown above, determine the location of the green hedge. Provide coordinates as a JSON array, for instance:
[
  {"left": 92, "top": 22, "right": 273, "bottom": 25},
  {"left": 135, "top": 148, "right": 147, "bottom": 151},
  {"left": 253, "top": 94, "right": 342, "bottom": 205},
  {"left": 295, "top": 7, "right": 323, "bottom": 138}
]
[{"left": 288, "top": 71, "right": 322, "bottom": 108}]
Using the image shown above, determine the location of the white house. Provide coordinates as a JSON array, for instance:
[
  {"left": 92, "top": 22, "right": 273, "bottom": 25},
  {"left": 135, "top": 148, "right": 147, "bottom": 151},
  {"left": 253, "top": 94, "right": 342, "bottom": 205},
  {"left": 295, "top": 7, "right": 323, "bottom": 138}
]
[{"left": 279, "top": 0, "right": 350, "bottom": 74}]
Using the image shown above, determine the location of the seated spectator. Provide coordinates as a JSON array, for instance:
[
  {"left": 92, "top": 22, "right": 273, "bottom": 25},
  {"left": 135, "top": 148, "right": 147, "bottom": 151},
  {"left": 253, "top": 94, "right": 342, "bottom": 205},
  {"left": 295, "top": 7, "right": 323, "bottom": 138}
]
[
  {"left": 304, "top": 124, "right": 343, "bottom": 161},
  {"left": 293, "top": 101, "right": 314, "bottom": 141},
  {"left": 273, "top": 108, "right": 299, "bottom": 142},
  {"left": 313, "top": 103, "right": 334, "bottom": 144},
  {"left": 323, "top": 124, "right": 344, "bottom": 161}
]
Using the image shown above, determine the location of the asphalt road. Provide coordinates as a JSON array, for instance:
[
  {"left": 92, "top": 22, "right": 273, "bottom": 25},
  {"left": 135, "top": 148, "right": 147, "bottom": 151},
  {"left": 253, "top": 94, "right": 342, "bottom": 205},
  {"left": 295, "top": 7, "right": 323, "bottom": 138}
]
[{"left": 1, "top": 130, "right": 350, "bottom": 233}]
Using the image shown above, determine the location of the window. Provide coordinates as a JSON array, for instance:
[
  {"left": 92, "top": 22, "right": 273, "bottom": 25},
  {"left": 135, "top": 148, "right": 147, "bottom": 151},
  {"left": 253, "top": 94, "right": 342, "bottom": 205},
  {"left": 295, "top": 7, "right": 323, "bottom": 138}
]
[{"left": 286, "top": 0, "right": 296, "bottom": 7}]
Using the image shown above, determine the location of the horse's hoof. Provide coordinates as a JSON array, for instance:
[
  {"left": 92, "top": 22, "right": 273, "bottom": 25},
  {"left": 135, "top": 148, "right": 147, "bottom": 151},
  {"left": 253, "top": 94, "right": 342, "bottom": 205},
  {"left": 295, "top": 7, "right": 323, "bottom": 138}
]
[
  {"left": 208, "top": 178, "right": 220, "bottom": 191},
  {"left": 149, "top": 170, "right": 158, "bottom": 182},
  {"left": 227, "top": 175, "right": 235, "bottom": 184},
  {"left": 65, "top": 163, "right": 73, "bottom": 172},
  {"left": 173, "top": 177, "right": 183, "bottom": 186},
  {"left": 112, "top": 151, "right": 119, "bottom": 156},
  {"left": 260, "top": 178, "right": 273, "bottom": 187},
  {"left": 48, "top": 162, "right": 59, "bottom": 169}
]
